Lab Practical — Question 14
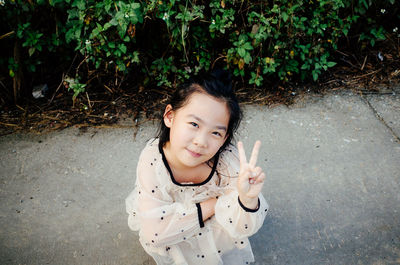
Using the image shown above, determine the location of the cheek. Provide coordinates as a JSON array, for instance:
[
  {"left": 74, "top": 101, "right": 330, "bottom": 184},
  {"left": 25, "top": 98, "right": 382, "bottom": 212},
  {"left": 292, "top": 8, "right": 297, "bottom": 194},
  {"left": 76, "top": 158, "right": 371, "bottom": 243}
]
[
  {"left": 210, "top": 137, "right": 225, "bottom": 151},
  {"left": 170, "top": 124, "right": 190, "bottom": 141}
]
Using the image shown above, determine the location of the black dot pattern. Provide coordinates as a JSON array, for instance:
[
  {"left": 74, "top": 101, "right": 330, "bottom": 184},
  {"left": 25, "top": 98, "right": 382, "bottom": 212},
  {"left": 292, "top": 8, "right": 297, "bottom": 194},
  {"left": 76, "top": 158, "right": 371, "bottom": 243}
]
[{"left": 130, "top": 142, "right": 268, "bottom": 264}]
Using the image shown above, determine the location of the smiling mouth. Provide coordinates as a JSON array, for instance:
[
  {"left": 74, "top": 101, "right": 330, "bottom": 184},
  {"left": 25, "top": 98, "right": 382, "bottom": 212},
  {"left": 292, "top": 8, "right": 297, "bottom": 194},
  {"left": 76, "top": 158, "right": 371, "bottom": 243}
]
[{"left": 187, "top": 149, "right": 202, "bottom": 158}]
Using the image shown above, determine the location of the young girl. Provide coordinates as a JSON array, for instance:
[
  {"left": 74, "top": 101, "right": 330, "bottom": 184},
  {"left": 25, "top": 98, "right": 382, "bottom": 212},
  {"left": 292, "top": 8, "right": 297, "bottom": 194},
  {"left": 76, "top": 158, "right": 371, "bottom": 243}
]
[{"left": 126, "top": 70, "right": 268, "bottom": 265}]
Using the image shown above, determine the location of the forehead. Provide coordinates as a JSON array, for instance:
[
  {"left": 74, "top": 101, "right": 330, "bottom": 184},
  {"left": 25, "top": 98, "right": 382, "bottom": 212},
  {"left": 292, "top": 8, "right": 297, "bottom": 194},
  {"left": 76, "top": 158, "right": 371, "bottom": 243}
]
[{"left": 177, "top": 92, "right": 230, "bottom": 127}]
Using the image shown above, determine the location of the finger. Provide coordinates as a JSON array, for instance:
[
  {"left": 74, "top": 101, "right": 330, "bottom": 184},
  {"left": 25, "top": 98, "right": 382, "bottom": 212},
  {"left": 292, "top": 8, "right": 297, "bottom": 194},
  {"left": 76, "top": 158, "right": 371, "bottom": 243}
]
[
  {"left": 249, "top": 167, "right": 260, "bottom": 184},
  {"left": 250, "top": 169, "right": 264, "bottom": 185},
  {"left": 237, "top": 141, "right": 247, "bottom": 166},
  {"left": 249, "top": 140, "right": 261, "bottom": 167},
  {"left": 255, "top": 172, "right": 266, "bottom": 184},
  {"left": 251, "top": 166, "right": 262, "bottom": 178}
]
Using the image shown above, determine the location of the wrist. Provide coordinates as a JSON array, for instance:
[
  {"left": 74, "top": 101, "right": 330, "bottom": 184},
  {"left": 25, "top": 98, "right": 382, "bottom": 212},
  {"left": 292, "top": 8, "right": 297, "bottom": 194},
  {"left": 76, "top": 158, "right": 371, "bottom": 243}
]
[
  {"left": 200, "top": 198, "right": 217, "bottom": 221},
  {"left": 238, "top": 195, "right": 259, "bottom": 210}
]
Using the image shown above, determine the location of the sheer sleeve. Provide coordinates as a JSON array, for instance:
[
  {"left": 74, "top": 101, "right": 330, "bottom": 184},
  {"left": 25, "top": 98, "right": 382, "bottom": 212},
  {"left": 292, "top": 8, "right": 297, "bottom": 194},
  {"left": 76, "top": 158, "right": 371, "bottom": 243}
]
[
  {"left": 126, "top": 142, "right": 203, "bottom": 248},
  {"left": 214, "top": 145, "right": 269, "bottom": 239}
]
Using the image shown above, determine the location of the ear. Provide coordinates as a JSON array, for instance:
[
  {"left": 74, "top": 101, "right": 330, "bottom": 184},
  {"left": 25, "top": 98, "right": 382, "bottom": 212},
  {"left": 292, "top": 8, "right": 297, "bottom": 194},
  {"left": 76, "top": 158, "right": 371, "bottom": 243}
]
[{"left": 163, "top": 104, "right": 174, "bottom": 128}]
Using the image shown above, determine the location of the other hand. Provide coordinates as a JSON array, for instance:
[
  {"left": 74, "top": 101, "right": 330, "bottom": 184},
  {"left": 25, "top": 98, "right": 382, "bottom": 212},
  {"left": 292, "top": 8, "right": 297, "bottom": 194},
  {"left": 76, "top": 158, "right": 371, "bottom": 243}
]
[{"left": 237, "top": 141, "right": 266, "bottom": 206}]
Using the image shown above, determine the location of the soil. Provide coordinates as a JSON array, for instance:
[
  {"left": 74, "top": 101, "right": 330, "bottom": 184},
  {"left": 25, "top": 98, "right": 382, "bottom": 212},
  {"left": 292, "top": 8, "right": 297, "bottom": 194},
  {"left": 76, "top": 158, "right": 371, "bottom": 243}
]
[{"left": 1, "top": 44, "right": 399, "bottom": 136}]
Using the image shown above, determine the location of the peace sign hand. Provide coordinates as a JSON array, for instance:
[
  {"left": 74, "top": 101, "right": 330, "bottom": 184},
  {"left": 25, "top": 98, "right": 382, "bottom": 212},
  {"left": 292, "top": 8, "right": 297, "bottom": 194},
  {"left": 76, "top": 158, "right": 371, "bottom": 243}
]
[{"left": 237, "top": 140, "right": 266, "bottom": 209}]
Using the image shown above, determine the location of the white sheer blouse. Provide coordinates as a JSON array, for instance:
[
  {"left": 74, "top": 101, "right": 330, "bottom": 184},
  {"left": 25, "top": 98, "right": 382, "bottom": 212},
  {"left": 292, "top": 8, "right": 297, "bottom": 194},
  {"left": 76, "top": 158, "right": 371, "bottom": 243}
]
[{"left": 126, "top": 139, "right": 269, "bottom": 265}]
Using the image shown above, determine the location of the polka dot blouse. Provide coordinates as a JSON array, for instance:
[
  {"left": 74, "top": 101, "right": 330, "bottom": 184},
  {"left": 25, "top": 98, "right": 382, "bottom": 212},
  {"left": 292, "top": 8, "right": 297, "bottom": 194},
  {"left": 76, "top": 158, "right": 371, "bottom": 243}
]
[{"left": 126, "top": 139, "right": 269, "bottom": 265}]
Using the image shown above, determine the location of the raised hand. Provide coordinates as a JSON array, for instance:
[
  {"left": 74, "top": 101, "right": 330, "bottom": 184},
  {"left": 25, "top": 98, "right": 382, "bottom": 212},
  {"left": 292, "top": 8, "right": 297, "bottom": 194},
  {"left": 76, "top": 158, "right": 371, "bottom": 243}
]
[{"left": 237, "top": 141, "right": 266, "bottom": 208}]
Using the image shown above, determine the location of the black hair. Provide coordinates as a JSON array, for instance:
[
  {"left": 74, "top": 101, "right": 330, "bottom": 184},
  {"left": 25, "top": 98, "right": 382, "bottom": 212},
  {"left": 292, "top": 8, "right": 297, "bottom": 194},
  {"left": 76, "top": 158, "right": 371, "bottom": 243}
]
[{"left": 157, "top": 69, "right": 242, "bottom": 156}]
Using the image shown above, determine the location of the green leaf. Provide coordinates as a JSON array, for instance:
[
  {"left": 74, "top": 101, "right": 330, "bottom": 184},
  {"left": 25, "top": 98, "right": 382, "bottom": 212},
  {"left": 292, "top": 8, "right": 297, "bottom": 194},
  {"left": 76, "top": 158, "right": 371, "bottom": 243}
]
[
  {"left": 243, "top": 42, "right": 253, "bottom": 50},
  {"left": 301, "top": 64, "right": 309, "bottom": 70},
  {"left": 282, "top": 12, "right": 289, "bottom": 22},
  {"left": 119, "top": 44, "right": 127, "bottom": 54},
  {"left": 312, "top": 71, "right": 318, "bottom": 81},
  {"left": 75, "top": 28, "right": 81, "bottom": 40},
  {"left": 28, "top": 64, "right": 36, "bottom": 72},
  {"left": 109, "top": 18, "right": 118, "bottom": 26},
  {"left": 66, "top": 28, "right": 75, "bottom": 43},
  {"left": 76, "top": 0, "right": 86, "bottom": 10},
  {"left": 108, "top": 42, "right": 116, "bottom": 49},
  {"left": 238, "top": 48, "right": 245, "bottom": 57},
  {"left": 29, "top": 47, "right": 36, "bottom": 56},
  {"left": 327, "top": 61, "right": 336, "bottom": 67},
  {"left": 244, "top": 53, "right": 252, "bottom": 64}
]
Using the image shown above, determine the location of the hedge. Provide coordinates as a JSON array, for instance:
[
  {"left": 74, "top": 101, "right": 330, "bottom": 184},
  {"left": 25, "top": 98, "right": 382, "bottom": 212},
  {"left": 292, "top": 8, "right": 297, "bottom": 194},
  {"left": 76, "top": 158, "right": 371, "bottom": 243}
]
[{"left": 0, "top": 0, "right": 398, "bottom": 103}]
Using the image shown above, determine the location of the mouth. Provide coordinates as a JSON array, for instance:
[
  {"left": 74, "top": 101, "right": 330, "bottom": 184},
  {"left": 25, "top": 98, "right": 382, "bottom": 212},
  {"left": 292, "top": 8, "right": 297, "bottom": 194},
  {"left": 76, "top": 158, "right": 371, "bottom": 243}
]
[{"left": 186, "top": 148, "right": 202, "bottom": 158}]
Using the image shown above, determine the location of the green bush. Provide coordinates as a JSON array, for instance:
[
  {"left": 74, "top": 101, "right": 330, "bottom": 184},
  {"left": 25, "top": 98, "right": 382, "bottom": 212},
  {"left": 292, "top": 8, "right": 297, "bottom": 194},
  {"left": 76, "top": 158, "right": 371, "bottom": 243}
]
[{"left": 1, "top": 0, "right": 398, "bottom": 103}]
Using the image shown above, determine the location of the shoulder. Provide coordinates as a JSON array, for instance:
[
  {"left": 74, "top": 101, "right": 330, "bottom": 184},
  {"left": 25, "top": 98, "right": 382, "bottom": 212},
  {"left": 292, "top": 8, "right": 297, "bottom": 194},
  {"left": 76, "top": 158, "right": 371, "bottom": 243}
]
[
  {"left": 219, "top": 144, "right": 239, "bottom": 163},
  {"left": 137, "top": 138, "right": 163, "bottom": 174},
  {"left": 217, "top": 143, "right": 240, "bottom": 175},
  {"left": 138, "top": 138, "right": 160, "bottom": 163},
  {"left": 136, "top": 138, "right": 168, "bottom": 186}
]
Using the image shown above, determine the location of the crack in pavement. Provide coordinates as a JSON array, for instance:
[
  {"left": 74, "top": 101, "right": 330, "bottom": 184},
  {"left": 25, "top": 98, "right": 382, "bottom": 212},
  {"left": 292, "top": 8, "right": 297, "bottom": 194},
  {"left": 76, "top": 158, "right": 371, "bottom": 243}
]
[{"left": 360, "top": 93, "right": 400, "bottom": 144}]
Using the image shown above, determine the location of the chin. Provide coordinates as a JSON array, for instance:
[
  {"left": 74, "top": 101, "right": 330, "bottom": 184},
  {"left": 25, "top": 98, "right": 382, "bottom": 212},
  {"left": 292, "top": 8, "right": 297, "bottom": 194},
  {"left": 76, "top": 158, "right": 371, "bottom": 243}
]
[{"left": 182, "top": 155, "right": 209, "bottom": 167}]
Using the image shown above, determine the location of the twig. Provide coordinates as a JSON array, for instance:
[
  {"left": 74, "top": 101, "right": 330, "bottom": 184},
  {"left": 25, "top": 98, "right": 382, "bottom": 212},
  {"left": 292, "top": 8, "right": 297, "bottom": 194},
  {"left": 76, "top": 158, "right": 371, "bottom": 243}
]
[
  {"left": 361, "top": 55, "right": 368, "bottom": 71},
  {"left": 353, "top": 69, "right": 382, "bottom": 80},
  {"left": 0, "top": 31, "right": 14, "bottom": 40},
  {"left": 335, "top": 50, "right": 350, "bottom": 57},
  {"left": 74, "top": 124, "right": 134, "bottom": 129},
  {"left": 340, "top": 58, "right": 359, "bottom": 70},
  {"left": 41, "top": 114, "right": 71, "bottom": 123},
  {"left": 87, "top": 114, "right": 105, "bottom": 118},
  {"left": 48, "top": 73, "right": 65, "bottom": 105},
  {"left": 15, "top": 104, "right": 25, "bottom": 112},
  {"left": 103, "top": 85, "right": 114, "bottom": 94},
  {"left": 0, "top": 121, "right": 20, "bottom": 127},
  {"left": 67, "top": 53, "right": 79, "bottom": 76},
  {"left": 76, "top": 55, "right": 89, "bottom": 77},
  {"left": 86, "top": 92, "right": 93, "bottom": 108},
  {"left": 211, "top": 55, "right": 226, "bottom": 69}
]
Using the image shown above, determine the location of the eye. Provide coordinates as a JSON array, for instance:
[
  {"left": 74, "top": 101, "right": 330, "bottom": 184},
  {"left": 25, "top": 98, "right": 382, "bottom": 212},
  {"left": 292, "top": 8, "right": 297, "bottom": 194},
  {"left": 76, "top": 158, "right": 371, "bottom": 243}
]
[
  {"left": 190, "top": 122, "right": 199, "bottom": 128},
  {"left": 212, "top": 131, "right": 223, "bottom": 137}
]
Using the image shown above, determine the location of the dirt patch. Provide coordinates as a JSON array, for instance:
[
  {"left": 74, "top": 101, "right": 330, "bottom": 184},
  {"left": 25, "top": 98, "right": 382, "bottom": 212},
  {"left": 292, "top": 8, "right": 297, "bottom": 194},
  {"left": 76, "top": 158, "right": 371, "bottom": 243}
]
[{"left": 1, "top": 49, "right": 399, "bottom": 136}]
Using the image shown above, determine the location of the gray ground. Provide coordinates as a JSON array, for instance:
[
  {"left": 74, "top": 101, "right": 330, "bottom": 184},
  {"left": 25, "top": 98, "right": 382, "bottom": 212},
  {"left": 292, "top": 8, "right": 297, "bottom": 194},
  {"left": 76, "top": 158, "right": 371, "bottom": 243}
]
[{"left": 1, "top": 88, "right": 399, "bottom": 265}]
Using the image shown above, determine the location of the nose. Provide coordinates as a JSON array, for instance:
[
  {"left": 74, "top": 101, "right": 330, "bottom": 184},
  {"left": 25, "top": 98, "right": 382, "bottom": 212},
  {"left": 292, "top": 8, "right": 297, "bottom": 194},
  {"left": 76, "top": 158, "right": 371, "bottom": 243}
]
[{"left": 193, "top": 132, "right": 207, "bottom": 147}]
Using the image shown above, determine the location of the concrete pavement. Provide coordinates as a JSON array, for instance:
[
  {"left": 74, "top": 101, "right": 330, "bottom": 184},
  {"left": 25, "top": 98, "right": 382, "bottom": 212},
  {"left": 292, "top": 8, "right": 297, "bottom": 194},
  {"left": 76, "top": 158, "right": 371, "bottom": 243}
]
[{"left": 0, "top": 88, "right": 399, "bottom": 265}]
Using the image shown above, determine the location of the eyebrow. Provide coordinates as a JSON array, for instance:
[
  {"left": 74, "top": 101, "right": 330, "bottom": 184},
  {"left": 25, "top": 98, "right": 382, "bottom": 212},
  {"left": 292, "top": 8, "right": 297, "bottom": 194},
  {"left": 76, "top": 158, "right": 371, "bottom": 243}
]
[{"left": 188, "top": 114, "right": 227, "bottom": 131}]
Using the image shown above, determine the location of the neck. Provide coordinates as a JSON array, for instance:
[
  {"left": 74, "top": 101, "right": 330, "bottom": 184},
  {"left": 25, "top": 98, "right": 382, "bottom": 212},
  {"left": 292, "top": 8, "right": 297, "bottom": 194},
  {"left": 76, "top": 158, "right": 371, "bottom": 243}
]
[{"left": 162, "top": 142, "right": 191, "bottom": 172}]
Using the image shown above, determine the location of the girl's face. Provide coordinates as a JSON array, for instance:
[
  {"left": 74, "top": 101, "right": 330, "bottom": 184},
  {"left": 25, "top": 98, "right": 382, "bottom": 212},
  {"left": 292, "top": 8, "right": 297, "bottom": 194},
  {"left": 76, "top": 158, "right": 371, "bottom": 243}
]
[{"left": 163, "top": 92, "right": 230, "bottom": 170}]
